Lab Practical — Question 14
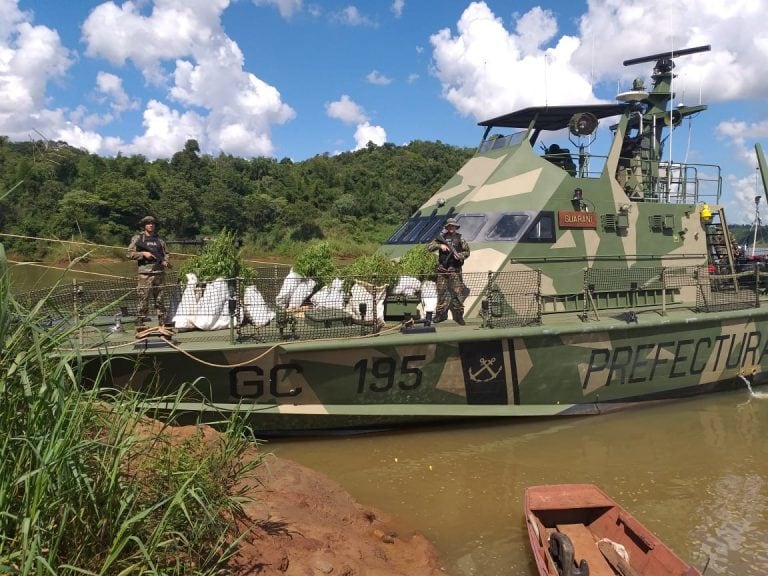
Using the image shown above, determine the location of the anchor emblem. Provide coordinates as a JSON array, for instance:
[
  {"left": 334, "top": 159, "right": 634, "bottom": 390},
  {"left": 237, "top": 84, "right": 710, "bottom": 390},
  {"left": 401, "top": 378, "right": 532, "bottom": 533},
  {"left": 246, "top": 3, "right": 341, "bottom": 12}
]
[{"left": 468, "top": 356, "right": 503, "bottom": 383}]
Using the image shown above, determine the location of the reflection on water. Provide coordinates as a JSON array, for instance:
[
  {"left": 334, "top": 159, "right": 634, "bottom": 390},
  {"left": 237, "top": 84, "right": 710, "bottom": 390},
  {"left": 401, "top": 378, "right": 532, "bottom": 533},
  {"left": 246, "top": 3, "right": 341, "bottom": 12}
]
[{"left": 270, "top": 392, "right": 768, "bottom": 576}]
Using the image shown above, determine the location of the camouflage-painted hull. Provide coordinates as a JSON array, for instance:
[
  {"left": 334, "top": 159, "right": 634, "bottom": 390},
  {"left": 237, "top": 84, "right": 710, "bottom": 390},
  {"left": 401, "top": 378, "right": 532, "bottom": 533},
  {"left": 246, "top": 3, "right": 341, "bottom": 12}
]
[
  {"left": 82, "top": 304, "right": 765, "bottom": 434},
  {"left": 54, "top": 46, "right": 768, "bottom": 433}
]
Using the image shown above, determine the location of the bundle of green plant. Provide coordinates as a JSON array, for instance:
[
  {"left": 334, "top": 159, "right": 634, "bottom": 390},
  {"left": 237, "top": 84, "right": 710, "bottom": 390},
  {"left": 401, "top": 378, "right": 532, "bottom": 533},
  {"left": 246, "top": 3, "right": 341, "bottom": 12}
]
[
  {"left": 179, "top": 229, "right": 255, "bottom": 282},
  {"left": 293, "top": 240, "right": 337, "bottom": 287},
  {"left": 342, "top": 252, "right": 399, "bottom": 291},
  {"left": 396, "top": 244, "right": 437, "bottom": 278},
  {"left": 0, "top": 243, "right": 264, "bottom": 574}
]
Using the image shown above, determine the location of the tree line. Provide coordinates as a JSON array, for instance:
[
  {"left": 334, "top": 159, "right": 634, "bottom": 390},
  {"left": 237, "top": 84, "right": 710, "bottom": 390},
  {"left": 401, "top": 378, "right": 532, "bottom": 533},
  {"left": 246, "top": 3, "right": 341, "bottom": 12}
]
[{"left": 0, "top": 137, "right": 474, "bottom": 260}]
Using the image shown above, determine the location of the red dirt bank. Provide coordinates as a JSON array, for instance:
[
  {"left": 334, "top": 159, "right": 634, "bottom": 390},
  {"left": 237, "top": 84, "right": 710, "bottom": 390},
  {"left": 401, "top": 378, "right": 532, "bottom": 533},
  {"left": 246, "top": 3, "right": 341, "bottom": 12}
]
[
  {"left": 133, "top": 420, "right": 444, "bottom": 575},
  {"left": 230, "top": 455, "right": 445, "bottom": 575}
]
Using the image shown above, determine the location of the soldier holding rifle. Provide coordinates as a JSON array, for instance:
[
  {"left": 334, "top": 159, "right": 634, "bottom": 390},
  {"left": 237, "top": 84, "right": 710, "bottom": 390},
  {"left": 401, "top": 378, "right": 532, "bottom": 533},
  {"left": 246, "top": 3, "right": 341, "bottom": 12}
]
[
  {"left": 127, "top": 215, "right": 170, "bottom": 325},
  {"left": 428, "top": 218, "right": 470, "bottom": 324}
]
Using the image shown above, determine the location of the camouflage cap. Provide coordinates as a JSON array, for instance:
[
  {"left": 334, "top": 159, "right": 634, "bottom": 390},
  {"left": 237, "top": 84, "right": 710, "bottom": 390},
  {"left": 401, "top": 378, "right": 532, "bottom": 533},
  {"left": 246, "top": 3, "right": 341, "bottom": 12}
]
[
  {"left": 140, "top": 215, "right": 158, "bottom": 225},
  {"left": 444, "top": 218, "right": 460, "bottom": 228}
]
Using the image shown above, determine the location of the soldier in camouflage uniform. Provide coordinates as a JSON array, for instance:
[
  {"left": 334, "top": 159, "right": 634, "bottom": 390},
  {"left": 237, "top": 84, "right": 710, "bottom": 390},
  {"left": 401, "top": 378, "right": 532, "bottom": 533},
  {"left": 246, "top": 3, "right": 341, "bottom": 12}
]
[
  {"left": 428, "top": 218, "right": 470, "bottom": 324},
  {"left": 127, "top": 215, "right": 170, "bottom": 325}
]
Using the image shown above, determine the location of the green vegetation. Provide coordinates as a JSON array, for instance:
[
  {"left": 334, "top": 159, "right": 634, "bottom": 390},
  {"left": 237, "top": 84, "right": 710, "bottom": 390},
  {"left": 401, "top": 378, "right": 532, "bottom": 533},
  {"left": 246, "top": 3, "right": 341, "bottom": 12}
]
[
  {"left": 294, "top": 240, "right": 337, "bottom": 287},
  {"left": 396, "top": 244, "right": 438, "bottom": 277},
  {"left": 342, "top": 252, "right": 400, "bottom": 289},
  {"left": 0, "top": 243, "right": 264, "bottom": 574},
  {"left": 179, "top": 229, "right": 255, "bottom": 281},
  {"left": 0, "top": 137, "right": 474, "bottom": 261}
]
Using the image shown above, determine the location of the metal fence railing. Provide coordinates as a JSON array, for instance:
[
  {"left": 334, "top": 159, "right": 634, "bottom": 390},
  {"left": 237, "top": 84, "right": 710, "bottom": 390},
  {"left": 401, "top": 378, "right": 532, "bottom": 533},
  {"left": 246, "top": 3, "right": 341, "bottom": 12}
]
[{"left": 15, "top": 263, "right": 765, "bottom": 339}]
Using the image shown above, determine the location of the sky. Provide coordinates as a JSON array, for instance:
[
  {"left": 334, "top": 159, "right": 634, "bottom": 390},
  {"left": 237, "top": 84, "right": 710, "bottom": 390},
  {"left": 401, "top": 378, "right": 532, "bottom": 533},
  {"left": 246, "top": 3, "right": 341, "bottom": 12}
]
[{"left": 4, "top": 0, "right": 768, "bottom": 223}]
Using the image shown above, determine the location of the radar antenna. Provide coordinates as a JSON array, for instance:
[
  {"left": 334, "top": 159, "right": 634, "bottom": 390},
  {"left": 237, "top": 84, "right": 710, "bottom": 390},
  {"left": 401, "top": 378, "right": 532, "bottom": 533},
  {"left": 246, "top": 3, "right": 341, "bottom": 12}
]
[{"left": 622, "top": 45, "right": 711, "bottom": 67}]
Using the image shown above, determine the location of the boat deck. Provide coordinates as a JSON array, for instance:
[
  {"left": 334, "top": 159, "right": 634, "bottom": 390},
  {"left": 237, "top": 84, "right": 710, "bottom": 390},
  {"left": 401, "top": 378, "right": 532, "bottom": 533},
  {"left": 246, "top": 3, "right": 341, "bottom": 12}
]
[{"left": 69, "top": 298, "right": 760, "bottom": 356}]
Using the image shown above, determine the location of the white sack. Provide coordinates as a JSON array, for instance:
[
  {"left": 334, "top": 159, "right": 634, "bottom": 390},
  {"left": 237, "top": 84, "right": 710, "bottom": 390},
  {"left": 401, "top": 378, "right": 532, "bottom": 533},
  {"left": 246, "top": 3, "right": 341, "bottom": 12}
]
[
  {"left": 420, "top": 280, "right": 438, "bottom": 314},
  {"left": 310, "top": 277, "right": 345, "bottom": 310},
  {"left": 345, "top": 281, "right": 386, "bottom": 324},
  {"left": 172, "top": 273, "right": 199, "bottom": 329},
  {"left": 275, "top": 269, "right": 302, "bottom": 308},
  {"left": 243, "top": 285, "right": 275, "bottom": 327},
  {"left": 288, "top": 278, "right": 316, "bottom": 309},
  {"left": 193, "top": 278, "right": 231, "bottom": 330},
  {"left": 392, "top": 275, "right": 421, "bottom": 297}
]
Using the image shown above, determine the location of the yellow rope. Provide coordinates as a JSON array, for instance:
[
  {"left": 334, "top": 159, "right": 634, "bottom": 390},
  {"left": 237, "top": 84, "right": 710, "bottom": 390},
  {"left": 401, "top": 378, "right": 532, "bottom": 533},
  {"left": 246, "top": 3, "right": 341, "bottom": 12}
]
[
  {"left": 132, "top": 322, "right": 403, "bottom": 369},
  {"left": 59, "top": 321, "right": 403, "bottom": 366}
]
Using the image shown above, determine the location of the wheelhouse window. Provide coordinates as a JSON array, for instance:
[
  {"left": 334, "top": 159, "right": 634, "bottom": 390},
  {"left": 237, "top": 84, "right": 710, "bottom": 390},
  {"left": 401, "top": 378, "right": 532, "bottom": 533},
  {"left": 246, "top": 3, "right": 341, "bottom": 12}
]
[
  {"left": 478, "top": 131, "right": 527, "bottom": 153},
  {"left": 485, "top": 214, "right": 531, "bottom": 241},
  {"left": 453, "top": 214, "right": 486, "bottom": 241},
  {"left": 386, "top": 215, "right": 445, "bottom": 244},
  {"left": 523, "top": 212, "right": 555, "bottom": 243}
]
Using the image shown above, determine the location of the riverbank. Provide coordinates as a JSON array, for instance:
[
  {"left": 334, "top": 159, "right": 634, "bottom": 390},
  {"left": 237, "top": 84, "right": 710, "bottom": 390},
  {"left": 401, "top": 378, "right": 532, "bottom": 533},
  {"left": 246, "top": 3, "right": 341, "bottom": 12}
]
[{"left": 162, "top": 423, "right": 445, "bottom": 576}]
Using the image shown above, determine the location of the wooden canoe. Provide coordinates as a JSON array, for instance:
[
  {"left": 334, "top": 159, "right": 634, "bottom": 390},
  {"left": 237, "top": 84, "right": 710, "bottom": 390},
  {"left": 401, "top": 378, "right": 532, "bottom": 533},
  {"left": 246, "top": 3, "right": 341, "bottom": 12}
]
[{"left": 524, "top": 484, "right": 702, "bottom": 576}]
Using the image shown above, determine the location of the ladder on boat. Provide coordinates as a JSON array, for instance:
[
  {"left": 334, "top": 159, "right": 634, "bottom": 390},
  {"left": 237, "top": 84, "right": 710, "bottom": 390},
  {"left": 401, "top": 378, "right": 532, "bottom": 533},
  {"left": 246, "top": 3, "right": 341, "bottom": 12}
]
[{"left": 705, "top": 207, "right": 738, "bottom": 280}]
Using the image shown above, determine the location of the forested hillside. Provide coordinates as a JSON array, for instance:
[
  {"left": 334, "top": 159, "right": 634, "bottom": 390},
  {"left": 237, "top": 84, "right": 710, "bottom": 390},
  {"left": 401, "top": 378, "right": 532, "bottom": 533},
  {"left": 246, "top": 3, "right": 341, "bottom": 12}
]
[{"left": 0, "top": 137, "right": 474, "bottom": 260}]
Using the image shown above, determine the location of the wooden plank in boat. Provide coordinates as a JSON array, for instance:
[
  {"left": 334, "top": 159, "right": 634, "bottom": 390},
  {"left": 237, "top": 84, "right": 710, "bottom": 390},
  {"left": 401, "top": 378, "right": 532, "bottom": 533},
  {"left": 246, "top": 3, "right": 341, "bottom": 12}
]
[
  {"left": 598, "top": 539, "right": 640, "bottom": 576},
  {"left": 556, "top": 523, "right": 614, "bottom": 576}
]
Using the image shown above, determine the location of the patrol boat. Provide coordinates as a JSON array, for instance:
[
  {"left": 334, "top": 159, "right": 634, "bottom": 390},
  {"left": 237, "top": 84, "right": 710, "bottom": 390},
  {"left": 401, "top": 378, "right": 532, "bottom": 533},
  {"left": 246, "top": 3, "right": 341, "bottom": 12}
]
[{"left": 26, "top": 45, "right": 768, "bottom": 433}]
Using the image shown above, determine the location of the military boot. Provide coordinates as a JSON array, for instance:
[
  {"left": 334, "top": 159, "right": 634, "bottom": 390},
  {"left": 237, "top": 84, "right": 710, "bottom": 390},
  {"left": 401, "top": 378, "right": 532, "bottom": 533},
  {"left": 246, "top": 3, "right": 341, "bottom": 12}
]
[
  {"left": 452, "top": 309, "right": 465, "bottom": 325},
  {"left": 433, "top": 310, "right": 448, "bottom": 323}
]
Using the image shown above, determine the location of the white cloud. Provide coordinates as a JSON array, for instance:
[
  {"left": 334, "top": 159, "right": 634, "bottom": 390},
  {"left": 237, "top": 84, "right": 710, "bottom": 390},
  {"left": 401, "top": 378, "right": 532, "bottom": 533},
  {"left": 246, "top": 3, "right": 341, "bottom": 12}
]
[
  {"left": 572, "top": 0, "right": 768, "bottom": 103},
  {"left": 429, "top": 2, "right": 596, "bottom": 121},
  {"left": 332, "top": 5, "right": 375, "bottom": 27},
  {"left": 354, "top": 121, "right": 386, "bottom": 150},
  {"left": 326, "top": 94, "right": 368, "bottom": 124},
  {"left": 366, "top": 70, "right": 392, "bottom": 85},
  {"left": 251, "top": 0, "right": 302, "bottom": 19},
  {"left": 407, "top": 73, "right": 419, "bottom": 84},
  {"left": 108, "top": 99, "right": 205, "bottom": 159},
  {"left": 95, "top": 72, "right": 139, "bottom": 114},
  {"left": 326, "top": 95, "right": 385, "bottom": 152},
  {"left": 0, "top": 2, "right": 76, "bottom": 139},
  {"left": 723, "top": 173, "right": 766, "bottom": 225},
  {"left": 78, "top": 0, "right": 295, "bottom": 159},
  {"left": 429, "top": 0, "right": 768, "bottom": 121},
  {"left": 391, "top": 0, "right": 404, "bottom": 18}
]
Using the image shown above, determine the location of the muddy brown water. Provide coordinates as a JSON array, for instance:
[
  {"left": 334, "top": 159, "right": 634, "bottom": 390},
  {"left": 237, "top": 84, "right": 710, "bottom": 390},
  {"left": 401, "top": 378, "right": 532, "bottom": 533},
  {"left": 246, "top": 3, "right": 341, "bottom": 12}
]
[
  {"left": 270, "top": 393, "right": 768, "bottom": 576},
  {"left": 10, "top": 262, "right": 768, "bottom": 576}
]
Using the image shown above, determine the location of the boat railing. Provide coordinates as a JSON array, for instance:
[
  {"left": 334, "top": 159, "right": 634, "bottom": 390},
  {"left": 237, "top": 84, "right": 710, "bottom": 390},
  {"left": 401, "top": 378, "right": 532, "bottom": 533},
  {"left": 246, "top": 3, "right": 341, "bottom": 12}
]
[
  {"left": 15, "top": 270, "right": 542, "bottom": 340},
  {"left": 652, "top": 162, "right": 722, "bottom": 204},
  {"left": 16, "top": 263, "right": 766, "bottom": 342},
  {"left": 616, "top": 158, "right": 722, "bottom": 204},
  {"left": 580, "top": 263, "right": 766, "bottom": 319}
]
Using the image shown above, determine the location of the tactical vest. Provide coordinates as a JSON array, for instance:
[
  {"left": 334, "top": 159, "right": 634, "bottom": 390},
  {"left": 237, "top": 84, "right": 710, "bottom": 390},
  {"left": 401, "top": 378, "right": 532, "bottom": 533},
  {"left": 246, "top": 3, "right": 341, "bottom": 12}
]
[
  {"left": 438, "top": 233, "right": 464, "bottom": 269},
  {"left": 137, "top": 234, "right": 165, "bottom": 268}
]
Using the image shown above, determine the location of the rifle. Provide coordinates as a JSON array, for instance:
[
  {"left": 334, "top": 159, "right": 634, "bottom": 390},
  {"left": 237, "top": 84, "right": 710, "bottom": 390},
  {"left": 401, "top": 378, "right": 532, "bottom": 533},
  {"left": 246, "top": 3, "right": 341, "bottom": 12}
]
[
  {"left": 135, "top": 238, "right": 171, "bottom": 268},
  {"left": 436, "top": 233, "right": 463, "bottom": 266}
]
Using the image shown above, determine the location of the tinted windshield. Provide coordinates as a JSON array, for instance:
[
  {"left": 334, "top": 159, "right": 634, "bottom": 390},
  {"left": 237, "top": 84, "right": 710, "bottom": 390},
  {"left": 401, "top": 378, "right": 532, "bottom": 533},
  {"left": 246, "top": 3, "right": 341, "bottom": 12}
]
[
  {"left": 386, "top": 215, "right": 445, "bottom": 244},
  {"left": 455, "top": 214, "right": 486, "bottom": 241},
  {"left": 485, "top": 214, "right": 531, "bottom": 240}
]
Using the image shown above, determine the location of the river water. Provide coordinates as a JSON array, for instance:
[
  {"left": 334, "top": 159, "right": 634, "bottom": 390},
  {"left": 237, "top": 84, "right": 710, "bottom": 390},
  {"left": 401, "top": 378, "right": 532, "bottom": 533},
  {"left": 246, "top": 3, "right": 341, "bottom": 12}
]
[
  {"left": 271, "top": 392, "right": 768, "bottom": 576},
  {"left": 9, "top": 261, "right": 768, "bottom": 576}
]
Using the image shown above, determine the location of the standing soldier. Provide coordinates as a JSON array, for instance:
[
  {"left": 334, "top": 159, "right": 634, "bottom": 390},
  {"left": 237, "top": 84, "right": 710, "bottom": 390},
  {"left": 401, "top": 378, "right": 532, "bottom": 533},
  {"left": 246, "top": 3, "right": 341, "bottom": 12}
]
[
  {"left": 127, "top": 215, "right": 170, "bottom": 325},
  {"left": 428, "top": 218, "right": 470, "bottom": 324}
]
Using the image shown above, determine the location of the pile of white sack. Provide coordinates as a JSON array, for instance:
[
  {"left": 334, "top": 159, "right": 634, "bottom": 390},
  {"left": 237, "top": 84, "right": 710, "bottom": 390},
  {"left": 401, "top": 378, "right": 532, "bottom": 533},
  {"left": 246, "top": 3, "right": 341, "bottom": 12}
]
[
  {"left": 172, "top": 273, "right": 276, "bottom": 330},
  {"left": 170, "top": 271, "right": 436, "bottom": 330}
]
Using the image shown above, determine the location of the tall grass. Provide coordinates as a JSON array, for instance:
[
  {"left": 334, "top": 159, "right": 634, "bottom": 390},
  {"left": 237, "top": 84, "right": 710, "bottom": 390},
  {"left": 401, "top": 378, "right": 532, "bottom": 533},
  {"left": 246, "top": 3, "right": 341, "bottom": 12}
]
[{"left": 0, "top": 243, "right": 264, "bottom": 574}]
